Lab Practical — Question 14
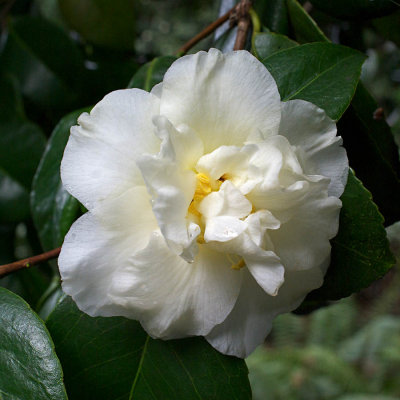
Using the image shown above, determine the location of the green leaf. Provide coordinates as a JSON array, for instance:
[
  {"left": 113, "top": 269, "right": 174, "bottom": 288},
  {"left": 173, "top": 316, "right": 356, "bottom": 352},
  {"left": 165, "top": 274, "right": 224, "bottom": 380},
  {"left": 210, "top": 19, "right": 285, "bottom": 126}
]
[
  {"left": 309, "top": 0, "right": 399, "bottom": 20},
  {"left": 262, "top": 42, "right": 366, "bottom": 120},
  {"left": 0, "top": 119, "right": 47, "bottom": 189},
  {"left": 0, "top": 74, "right": 24, "bottom": 120},
  {"left": 31, "top": 109, "right": 87, "bottom": 251},
  {"left": 0, "top": 16, "right": 86, "bottom": 114},
  {"left": 59, "top": 0, "right": 137, "bottom": 50},
  {"left": 286, "top": 0, "right": 328, "bottom": 43},
  {"left": 372, "top": 10, "right": 400, "bottom": 49},
  {"left": 0, "top": 74, "right": 46, "bottom": 223},
  {"left": 127, "top": 56, "right": 177, "bottom": 91},
  {"left": 0, "top": 287, "right": 67, "bottom": 400},
  {"left": 338, "top": 85, "right": 400, "bottom": 225},
  {"left": 285, "top": 0, "right": 400, "bottom": 225},
  {"left": 307, "top": 171, "right": 395, "bottom": 302},
  {"left": 0, "top": 172, "right": 30, "bottom": 223},
  {"left": 254, "top": 0, "right": 289, "bottom": 34},
  {"left": 253, "top": 32, "right": 297, "bottom": 60},
  {"left": 46, "top": 296, "right": 252, "bottom": 400},
  {"left": 0, "top": 75, "right": 46, "bottom": 190}
]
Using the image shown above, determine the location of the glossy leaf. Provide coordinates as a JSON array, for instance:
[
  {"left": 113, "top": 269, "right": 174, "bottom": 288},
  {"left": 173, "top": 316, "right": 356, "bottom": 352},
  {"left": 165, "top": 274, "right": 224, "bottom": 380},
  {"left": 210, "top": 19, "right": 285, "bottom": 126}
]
[
  {"left": 309, "top": 0, "right": 399, "bottom": 20},
  {"left": 253, "top": 32, "right": 297, "bottom": 60},
  {"left": 284, "top": 1, "right": 400, "bottom": 225},
  {"left": 31, "top": 109, "right": 87, "bottom": 251},
  {"left": 286, "top": 0, "right": 328, "bottom": 43},
  {"left": 254, "top": 0, "right": 289, "bottom": 34},
  {"left": 307, "top": 171, "right": 395, "bottom": 301},
  {"left": 0, "top": 119, "right": 46, "bottom": 190},
  {"left": 0, "top": 75, "right": 46, "bottom": 223},
  {"left": 127, "top": 56, "right": 177, "bottom": 91},
  {"left": 263, "top": 42, "right": 366, "bottom": 120},
  {"left": 0, "top": 74, "right": 24, "bottom": 120},
  {"left": 0, "top": 16, "right": 86, "bottom": 113},
  {"left": 338, "top": 86, "right": 400, "bottom": 225},
  {"left": 0, "top": 172, "right": 30, "bottom": 223},
  {"left": 0, "top": 287, "right": 67, "bottom": 400},
  {"left": 46, "top": 296, "right": 252, "bottom": 400}
]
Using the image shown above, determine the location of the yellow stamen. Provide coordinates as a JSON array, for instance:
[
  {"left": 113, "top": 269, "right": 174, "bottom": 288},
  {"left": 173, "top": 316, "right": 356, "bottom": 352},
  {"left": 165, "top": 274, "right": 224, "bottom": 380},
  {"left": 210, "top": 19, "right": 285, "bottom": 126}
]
[
  {"left": 231, "top": 258, "right": 246, "bottom": 270},
  {"left": 188, "top": 173, "right": 221, "bottom": 218}
]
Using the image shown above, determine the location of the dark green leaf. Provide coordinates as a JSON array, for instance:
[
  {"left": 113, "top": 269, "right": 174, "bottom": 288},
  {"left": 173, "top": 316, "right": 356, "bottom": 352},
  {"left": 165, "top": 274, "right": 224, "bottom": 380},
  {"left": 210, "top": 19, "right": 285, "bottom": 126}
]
[
  {"left": 0, "top": 171, "right": 30, "bottom": 223},
  {"left": 254, "top": 0, "right": 289, "bottom": 34},
  {"left": 372, "top": 10, "right": 400, "bottom": 47},
  {"left": 127, "top": 56, "right": 177, "bottom": 91},
  {"left": 309, "top": 0, "right": 399, "bottom": 20},
  {"left": 0, "top": 74, "right": 46, "bottom": 190},
  {"left": 253, "top": 32, "right": 297, "bottom": 60},
  {"left": 286, "top": 0, "right": 328, "bottom": 43},
  {"left": 263, "top": 42, "right": 366, "bottom": 120},
  {"left": 46, "top": 296, "right": 251, "bottom": 400},
  {"left": 0, "top": 120, "right": 46, "bottom": 189},
  {"left": 31, "top": 109, "right": 87, "bottom": 250},
  {"left": 0, "top": 74, "right": 24, "bottom": 120},
  {"left": 307, "top": 171, "right": 395, "bottom": 302},
  {"left": 338, "top": 85, "right": 400, "bottom": 225},
  {"left": 0, "top": 16, "right": 86, "bottom": 113},
  {"left": 59, "top": 0, "right": 137, "bottom": 50},
  {"left": 0, "top": 287, "right": 67, "bottom": 400},
  {"left": 285, "top": 0, "right": 400, "bottom": 225},
  {"left": 0, "top": 74, "right": 46, "bottom": 223},
  {"left": 36, "top": 0, "right": 67, "bottom": 28}
]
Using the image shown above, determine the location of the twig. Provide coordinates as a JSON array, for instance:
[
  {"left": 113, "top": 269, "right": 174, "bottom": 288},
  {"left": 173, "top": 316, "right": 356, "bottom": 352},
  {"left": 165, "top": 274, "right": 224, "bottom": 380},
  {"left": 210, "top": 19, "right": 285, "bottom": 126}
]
[
  {"left": 178, "top": 0, "right": 253, "bottom": 55},
  {"left": 178, "top": 4, "right": 237, "bottom": 55},
  {"left": 232, "top": 0, "right": 252, "bottom": 50},
  {"left": 0, "top": 247, "right": 61, "bottom": 279}
]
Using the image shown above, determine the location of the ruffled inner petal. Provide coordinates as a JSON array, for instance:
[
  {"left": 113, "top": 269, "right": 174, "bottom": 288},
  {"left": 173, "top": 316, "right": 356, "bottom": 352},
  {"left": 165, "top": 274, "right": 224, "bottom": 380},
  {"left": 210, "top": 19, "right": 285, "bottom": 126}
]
[
  {"left": 279, "top": 99, "right": 348, "bottom": 198},
  {"left": 137, "top": 116, "right": 205, "bottom": 261}
]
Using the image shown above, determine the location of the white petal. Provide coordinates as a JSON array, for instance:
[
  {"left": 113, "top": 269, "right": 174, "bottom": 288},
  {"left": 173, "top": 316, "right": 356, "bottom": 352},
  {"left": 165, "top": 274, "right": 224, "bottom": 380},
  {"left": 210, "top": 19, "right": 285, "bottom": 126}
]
[
  {"left": 204, "top": 216, "right": 247, "bottom": 243},
  {"left": 108, "top": 233, "right": 243, "bottom": 338},
  {"left": 199, "top": 180, "right": 252, "bottom": 219},
  {"left": 269, "top": 194, "right": 342, "bottom": 271},
  {"left": 196, "top": 145, "right": 256, "bottom": 182},
  {"left": 245, "top": 252, "right": 285, "bottom": 296},
  {"left": 245, "top": 210, "right": 280, "bottom": 247},
  {"left": 159, "top": 49, "right": 281, "bottom": 153},
  {"left": 152, "top": 115, "right": 204, "bottom": 170},
  {"left": 137, "top": 153, "right": 198, "bottom": 261},
  {"left": 61, "top": 89, "right": 160, "bottom": 210},
  {"left": 206, "top": 266, "right": 324, "bottom": 358},
  {"left": 279, "top": 99, "right": 348, "bottom": 197},
  {"left": 59, "top": 186, "right": 157, "bottom": 316}
]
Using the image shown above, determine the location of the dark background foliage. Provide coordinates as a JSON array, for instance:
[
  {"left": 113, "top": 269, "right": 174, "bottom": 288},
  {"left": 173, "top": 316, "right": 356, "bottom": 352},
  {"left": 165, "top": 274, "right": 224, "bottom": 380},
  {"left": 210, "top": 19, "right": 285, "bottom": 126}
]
[{"left": 0, "top": 0, "right": 399, "bottom": 399}]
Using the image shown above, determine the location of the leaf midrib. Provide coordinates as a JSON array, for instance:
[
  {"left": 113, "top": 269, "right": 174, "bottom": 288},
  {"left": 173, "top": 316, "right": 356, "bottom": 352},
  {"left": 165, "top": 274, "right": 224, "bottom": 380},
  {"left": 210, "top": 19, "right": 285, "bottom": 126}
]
[
  {"left": 282, "top": 53, "right": 357, "bottom": 101},
  {"left": 128, "top": 335, "right": 150, "bottom": 399}
]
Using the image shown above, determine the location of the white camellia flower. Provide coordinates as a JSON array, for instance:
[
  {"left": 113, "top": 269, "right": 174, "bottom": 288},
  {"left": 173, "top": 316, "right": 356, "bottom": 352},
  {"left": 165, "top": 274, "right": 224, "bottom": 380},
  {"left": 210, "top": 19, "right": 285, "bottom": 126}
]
[{"left": 59, "top": 49, "right": 348, "bottom": 358}]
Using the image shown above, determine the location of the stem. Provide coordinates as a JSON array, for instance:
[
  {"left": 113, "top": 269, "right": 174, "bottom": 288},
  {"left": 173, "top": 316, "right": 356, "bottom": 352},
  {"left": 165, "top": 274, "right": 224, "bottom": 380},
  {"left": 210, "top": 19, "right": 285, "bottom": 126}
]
[
  {"left": 233, "top": 0, "right": 252, "bottom": 51},
  {"left": 0, "top": 247, "right": 61, "bottom": 279},
  {"left": 177, "top": 0, "right": 253, "bottom": 55},
  {"left": 177, "top": 5, "right": 236, "bottom": 55}
]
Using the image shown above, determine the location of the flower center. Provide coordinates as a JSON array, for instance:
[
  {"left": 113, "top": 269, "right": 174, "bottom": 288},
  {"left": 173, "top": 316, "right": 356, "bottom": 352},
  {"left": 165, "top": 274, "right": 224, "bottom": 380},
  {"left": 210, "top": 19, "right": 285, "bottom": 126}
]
[{"left": 188, "top": 173, "right": 222, "bottom": 218}]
